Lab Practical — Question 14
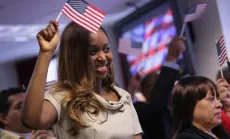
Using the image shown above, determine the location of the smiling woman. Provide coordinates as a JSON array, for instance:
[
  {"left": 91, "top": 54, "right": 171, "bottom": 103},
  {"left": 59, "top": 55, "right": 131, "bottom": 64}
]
[
  {"left": 88, "top": 27, "right": 113, "bottom": 81},
  {"left": 20, "top": 20, "right": 142, "bottom": 139}
]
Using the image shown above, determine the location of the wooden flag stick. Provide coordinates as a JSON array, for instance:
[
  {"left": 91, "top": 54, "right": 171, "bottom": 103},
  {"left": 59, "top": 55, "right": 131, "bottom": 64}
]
[
  {"left": 180, "top": 3, "right": 189, "bottom": 36},
  {"left": 220, "top": 66, "right": 224, "bottom": 78},
  {"left": 22, "top": 84, "right": 26, "bottom": 89},
  {"left": 56, "top": 11, "right": 63, "bottom": 21},
  {"left": 180, "top": 23, "right": 186, "bottom": 36}
]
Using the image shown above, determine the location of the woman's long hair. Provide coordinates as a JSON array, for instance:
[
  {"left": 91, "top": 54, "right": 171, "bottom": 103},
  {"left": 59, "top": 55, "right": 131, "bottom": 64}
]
[
  {"left": 52, "top": 22, "right": 114, "bottom": 135},
  {"left": 171, "top": 76, "right": 228, "bottom": 138}
]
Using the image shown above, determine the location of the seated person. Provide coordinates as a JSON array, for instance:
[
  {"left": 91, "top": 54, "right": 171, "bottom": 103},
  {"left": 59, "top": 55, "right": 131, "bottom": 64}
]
[
  {"left": 0, "top": 87, "right": 55, "bottom": 139},
  {"left": 172, "top": 76, "right": 229, "bottom": 139}
]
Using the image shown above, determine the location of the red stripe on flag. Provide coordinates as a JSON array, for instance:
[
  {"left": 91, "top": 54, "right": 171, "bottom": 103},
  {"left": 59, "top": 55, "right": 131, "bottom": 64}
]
[
  {"left": 88, "top": 4, "right": 106, "bottom": 17},
  {"left": 85, "top": 10, "right": 103, "bottom": 24},
  {"left": 216, "top": 36, "right": 227, "bottom": 67},
  {"left": 129, "top": 44, "right": 166, "bottom": 66},
  {"left": 219, "top": 49, "right": 226, "bottom": 60},
  {"left": 86, "top": 5, "right": 105, "bottom": 22},
  {"left": 145, "top": 22, "right": 174, "bottom": 40},
  {"left": 220, "top": 45, "right": 225, "bottom": 49},
  {"left": 87, "top": 6, "right": 105, "bottom": 21},
  {"left": 219, "top": 51, "right": 227, "bottom": 66},
  {"left": 219, "top": 54, "right": 226, "bottom": 66}
]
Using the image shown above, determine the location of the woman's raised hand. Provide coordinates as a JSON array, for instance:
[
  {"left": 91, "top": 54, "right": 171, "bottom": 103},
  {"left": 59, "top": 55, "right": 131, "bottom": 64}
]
[{"left": 36, "top": 20, "right": 60, "bottom": 53}]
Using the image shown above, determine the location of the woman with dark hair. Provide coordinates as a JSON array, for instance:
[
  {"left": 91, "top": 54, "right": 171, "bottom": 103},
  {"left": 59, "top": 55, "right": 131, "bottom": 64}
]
[
  {"left": 171, "top": 76, "right": 229, "bottom": 139},
  {"left": 21, "top": 21, "right": 142, "bottom": 139}
]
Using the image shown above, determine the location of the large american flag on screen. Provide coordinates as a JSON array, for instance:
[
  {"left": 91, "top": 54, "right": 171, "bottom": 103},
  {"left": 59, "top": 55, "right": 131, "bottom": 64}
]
[
  {"left": 216, "top": 36, "right": 227, "bottom": 67},
  {"left": 122, "top": 8, "right": 177, "bottom": 75},
  {"left": 61, "top": 0, "right": 106, "bottom": 34}
]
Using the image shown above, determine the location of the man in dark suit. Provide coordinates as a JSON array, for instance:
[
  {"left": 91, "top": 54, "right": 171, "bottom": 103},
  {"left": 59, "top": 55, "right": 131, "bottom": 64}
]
[{"left": 130, "top": 36, "right": 185, "bottom": 139}]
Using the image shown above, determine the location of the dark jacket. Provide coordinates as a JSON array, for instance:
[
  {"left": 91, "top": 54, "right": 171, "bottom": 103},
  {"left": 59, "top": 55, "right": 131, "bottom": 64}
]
[
  {"left": 134, "top": 66, "right": 179, "bottom": 139},
  {"left": 176, "top": 126, "right": 229, "bottom": 139}
]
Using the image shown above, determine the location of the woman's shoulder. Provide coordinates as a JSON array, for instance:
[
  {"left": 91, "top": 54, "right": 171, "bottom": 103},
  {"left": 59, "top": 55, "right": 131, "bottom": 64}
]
[
  {"left": 45, "top": 87, "right": 69, "bottom": 102},
  {"left": 113, "top": 86, "right": 131, "bottom": 97},
  {"left": 175, "top": 126, "right": 216, "bottom": 139}
]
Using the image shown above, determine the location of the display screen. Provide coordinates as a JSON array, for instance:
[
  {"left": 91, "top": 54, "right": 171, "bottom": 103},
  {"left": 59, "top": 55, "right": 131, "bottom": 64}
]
[{"left": 120, "top": 3, "right": 184, "bottom": 76}]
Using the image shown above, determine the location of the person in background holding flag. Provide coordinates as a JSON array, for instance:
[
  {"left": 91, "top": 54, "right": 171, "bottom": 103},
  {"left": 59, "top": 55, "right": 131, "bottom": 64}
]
[
  {"left": 216, "top": 77, "right": 230, "bottom": 135},
  {"left": 215, "top": 36, "right": 230, "bottom": 136},
  {"left": 180, "top": 3, "right": 207, "bottom": 36},
  {"left": 216, "top": 67, "right": 230, "bottom": 84},
  {"left": 127, "top": 36, "right": 185, "bottom": 139},
  {"left": 21, "top": 20, "right": 142, "bottom": 139}
]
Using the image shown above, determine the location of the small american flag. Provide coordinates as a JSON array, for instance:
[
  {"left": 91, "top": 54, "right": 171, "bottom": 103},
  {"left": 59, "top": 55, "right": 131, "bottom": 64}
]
[
  {"left": 184, "top": 3, "right": 207, "bottom": 23},
  {"left": 118, "top": 38, "right": 142, "bottom": 56},
  {"left": 62, "top": 0, "right": 106, "bottom": 34},
  {"left": 45, "top": 80, "right": 56, "bottom": 91},
  {"left": 216, "top": 36, "right": 227, "bottom": 67}
]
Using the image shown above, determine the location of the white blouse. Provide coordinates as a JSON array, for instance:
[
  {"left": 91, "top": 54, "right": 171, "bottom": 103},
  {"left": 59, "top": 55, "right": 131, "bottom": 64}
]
[{"left": 44, "top": 86, "right": 143, "bottom": 139}]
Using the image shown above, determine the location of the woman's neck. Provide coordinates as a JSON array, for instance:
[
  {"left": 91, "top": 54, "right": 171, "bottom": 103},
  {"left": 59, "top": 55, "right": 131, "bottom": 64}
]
[
  {"left": 192, "top": 122, "right": 217, "bottom": 138},
  {"left": 94, "top": 80, "right": 103, "bottom": 94}
]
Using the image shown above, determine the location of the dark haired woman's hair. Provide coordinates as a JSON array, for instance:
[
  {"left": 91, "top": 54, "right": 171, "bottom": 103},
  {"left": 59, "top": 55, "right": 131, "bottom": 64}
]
[
  {"left": 171, "top": 76, "right": 229, "bottom": 138},
  {"left": 140, "top": 71, "right": 158, "bottom": 100},
  {"left": 52, "top": 22, "right": 114, "bottom": 135}
]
